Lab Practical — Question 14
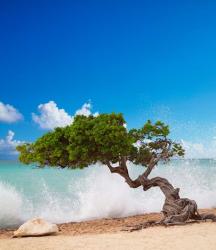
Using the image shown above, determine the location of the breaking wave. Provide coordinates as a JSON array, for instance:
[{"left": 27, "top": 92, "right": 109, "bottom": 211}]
[{"left": 0, "top": 160, "right": 216, "bottom": 228}]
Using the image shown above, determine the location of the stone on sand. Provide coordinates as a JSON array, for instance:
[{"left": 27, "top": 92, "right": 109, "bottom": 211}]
[{"left": 13, "top": 218, "right": 59, "bottom": 237}]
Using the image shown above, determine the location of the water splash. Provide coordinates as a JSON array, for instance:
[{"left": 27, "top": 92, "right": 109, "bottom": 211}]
[{"left": 0, "top": 160, "right": 216, "bottom": 228}]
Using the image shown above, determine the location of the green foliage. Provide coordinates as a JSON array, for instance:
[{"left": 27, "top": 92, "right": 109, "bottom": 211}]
[
  {"left": 65, "top": 114, "right": 134, "bottom": 167},
  {"left": 17, "top": 113, "right": 184, "bottom": 168},
  {"left": 17, "top": 127, "right": 69, "bottom": 167}
]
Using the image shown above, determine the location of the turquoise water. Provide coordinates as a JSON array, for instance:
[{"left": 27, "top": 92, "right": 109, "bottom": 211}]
[
  {"left": 0, "top": 160, "right": 216, "bottom": 228},
  {"left": 0, "top": 161, "right": 82, "bottom": 202}
]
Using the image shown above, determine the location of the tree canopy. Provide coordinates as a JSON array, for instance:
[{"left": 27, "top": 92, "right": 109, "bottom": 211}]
[
  {"left": 17, "top": 113, "right": 216, "bottom": 226},
  {"left": 17, "top": 113, "right": 184, "bottom": 169}
]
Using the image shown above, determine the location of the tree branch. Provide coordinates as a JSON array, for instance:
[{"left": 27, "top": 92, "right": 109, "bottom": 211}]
[
  {"left": 106, "top": 161, "right": 140, "bottom": 188},
  {"left": 106, "top": 140, "right": 173, "bottom": 190},
  {"left": 142, "top": 140, "right": 173, "bottom": 178}
]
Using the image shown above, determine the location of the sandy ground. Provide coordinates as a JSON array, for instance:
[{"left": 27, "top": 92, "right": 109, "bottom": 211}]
[{"left": 1, "top": 209, "right": 216, "bottom": 250}]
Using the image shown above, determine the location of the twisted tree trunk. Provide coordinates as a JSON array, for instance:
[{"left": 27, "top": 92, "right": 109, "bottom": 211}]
[
  {"left": 106, "top": 158, "right": 216, "bottom": 225},
  {"left": 138, "top": 175, "right": 216, "bottom": 225}
]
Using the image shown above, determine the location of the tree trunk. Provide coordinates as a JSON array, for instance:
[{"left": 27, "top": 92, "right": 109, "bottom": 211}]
[
  {"left": 138, "top": 175, "right": 216, "bottom": 225},
  {"left": 107, "top": 161, "right": 216, "bottom": 225}
]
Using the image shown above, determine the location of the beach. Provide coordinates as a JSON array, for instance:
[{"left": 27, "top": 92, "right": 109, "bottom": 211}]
[{"left": 1, "top": 209, "right": 216, "bottom": 250}]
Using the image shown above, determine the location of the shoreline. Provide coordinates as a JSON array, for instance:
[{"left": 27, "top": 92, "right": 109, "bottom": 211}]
[
  {"left": 1, "top": 209, "right": 216, "bottom": 250},
  {"left": 1, "top": 208, "right": 215, "bottom": 239}
]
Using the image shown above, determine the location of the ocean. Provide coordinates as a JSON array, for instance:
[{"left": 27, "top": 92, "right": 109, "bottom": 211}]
[{"left": 0, "top": 159, "right": 216, "bottom": 229}]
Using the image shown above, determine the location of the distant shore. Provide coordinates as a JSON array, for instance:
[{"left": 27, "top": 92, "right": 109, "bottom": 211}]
[{"left": 0, "top": 208, "right": 216, "bottom": 250}]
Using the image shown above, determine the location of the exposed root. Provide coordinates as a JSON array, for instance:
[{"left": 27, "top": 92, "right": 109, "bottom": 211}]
[
  {"left": 122, "top": 220, "right": 157, "bottom": 232},
  {"left": 199, "top": 213, "right": 216, "bottom": 222},
  {"left": 161, "top": 198, "right": 216, "bottom": 225},
  {"left": 123, "top": 212, "right": 216, "bottom": 232}
]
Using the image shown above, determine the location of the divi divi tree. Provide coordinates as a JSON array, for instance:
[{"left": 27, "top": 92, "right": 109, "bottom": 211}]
[{"left": 17, "top": 113, "right": 216, "bottom": 225}]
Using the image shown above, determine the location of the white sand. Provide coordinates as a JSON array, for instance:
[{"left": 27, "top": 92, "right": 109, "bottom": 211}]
[{"left": 1, "top": 222, "right": 216, "bottom": 250}]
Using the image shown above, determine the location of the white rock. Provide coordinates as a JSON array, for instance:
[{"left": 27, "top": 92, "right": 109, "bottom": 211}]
[{"left": 13, "top": 218, "right": 59, "bottom": 237}]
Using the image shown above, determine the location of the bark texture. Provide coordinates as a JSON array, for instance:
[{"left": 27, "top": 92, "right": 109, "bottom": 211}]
[{"left": 106, "top": 157, "right": 216, "bottom": 226}]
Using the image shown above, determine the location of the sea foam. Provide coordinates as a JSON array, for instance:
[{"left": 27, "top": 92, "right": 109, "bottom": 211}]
[{"left": 0, "top": 160, "right": 216, "bottom": 228}]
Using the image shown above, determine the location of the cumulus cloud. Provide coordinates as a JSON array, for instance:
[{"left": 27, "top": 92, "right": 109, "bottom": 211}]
[
  {"left": 0, "top": 131, "right": 25, "bottom": 158},
  {"left": 32, "top": 101, "right": 73, "bottom": 130},
  {"left": 75, "top": 102, "right": 99, "bottom": 117},
  {"left": 32, "top": 101, "right": 98, "bottom": 130},
  {"left": 181, "top": 138, "right": 216, "bottom": 159},
  {"left": 0, "top": 102, "right": 23, "bottom": 123}
]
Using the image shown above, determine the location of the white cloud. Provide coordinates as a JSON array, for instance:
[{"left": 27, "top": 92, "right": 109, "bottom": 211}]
[
  {"left": 32, "top": 101, "right": 98, "bottom": 130},
  {"left": 32, "top": 101, "right": 73, "bottom": 130},
  {"left": 0, "top": 102, "right": 23, "bottom": 123},
  {"left": 181, "top": 138, "right": 216, "bottom": 159},
  {"left": 0, "top": 131, "right": 25, "bottom": 157},
  {"left": 75, "top": 102, "right": 99, "bottom": 117}
]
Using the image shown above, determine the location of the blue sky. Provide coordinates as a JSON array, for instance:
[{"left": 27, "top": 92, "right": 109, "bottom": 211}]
[{"left": 1, "top": 0, "right": 216, "bottom": 158}]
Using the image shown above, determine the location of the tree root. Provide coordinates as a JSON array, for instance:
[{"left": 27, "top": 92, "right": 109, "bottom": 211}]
[
  {"left": 123, "top": 213, "right": 216, "bottom": 232},
  {"left": 162, "top": 198, "right": 216, "bottom": 225},
  {"left": 122, "top": 220, "right": 157, "bottom": 232}
]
